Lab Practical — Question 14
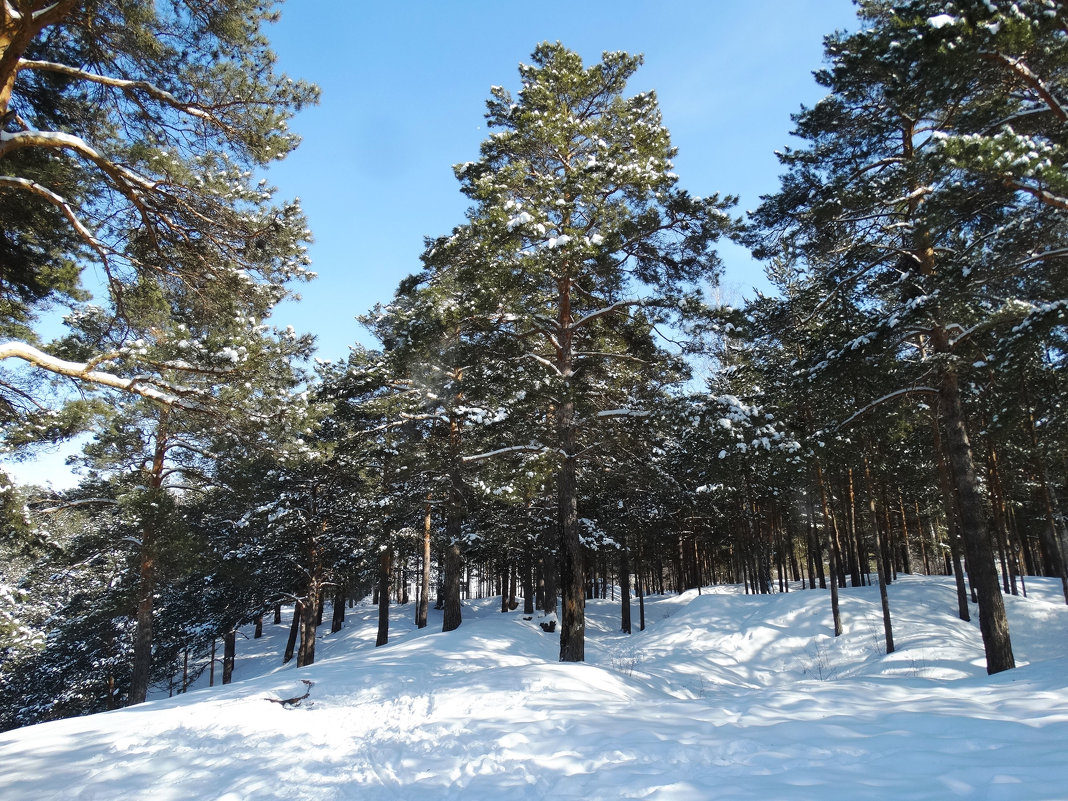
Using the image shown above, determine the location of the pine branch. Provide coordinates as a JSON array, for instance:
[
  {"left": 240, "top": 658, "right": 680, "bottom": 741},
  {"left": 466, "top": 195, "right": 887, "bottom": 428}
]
[
  {"left": 834, "top": 386, "right": 939, "bottom": 431},
  {"left": 0, "top": 341, "right": 207, "bottom": 410}
]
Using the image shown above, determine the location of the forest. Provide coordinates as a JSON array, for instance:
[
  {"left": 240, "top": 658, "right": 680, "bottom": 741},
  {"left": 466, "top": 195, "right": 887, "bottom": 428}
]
[{"left": 0, "top": 0, "right": 1065, "bottom": 735}]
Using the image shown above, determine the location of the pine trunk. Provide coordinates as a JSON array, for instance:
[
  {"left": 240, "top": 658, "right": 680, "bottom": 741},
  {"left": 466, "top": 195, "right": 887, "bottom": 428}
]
[
  {"left": 417, "top": 499, "right": 432, "bottom": 628},
  {"left": 283, "top": 601, "right": 302, "bottom": 664},
  {"left": 298, "top": 593, "right": 316, "bottom": 666},
  {"left": 376, "top": 547, "right": 392, "bottom": 647},
  {"left": 816, "top": 466, "right": 842, "bottom": 637},
  {"left": 936, "top": 362, "right": 1014, "bottom": 673},
  {"left": 128, "top": 412, "right": 169, "bottom": 706},
  {"left": 863, "top": 450, "right": 895, "bottom": 654},
  {"left": 442, "top": 417, "right": 464, "bottom": 632},
  {"left": 331, "top": 582, "right": 346, "bottom": 634},
  {"left": 222, "top": 630, "right": 236, "bottom": 684}
]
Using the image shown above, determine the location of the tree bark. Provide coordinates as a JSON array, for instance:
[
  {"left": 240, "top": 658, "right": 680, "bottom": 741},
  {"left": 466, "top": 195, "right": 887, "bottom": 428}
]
[
  {"left": 222, "top": 630, "right": 236, "bottom": 684},
  {"left": 558, "top": 448, "right": 585, "bottom": 662},
  {"left": 620, "top": 536, "right": 632, "bottom": 634},
  {"left": 331, "top": 581, "right": 346, "bottom": 634},
  {"left": 863, "top": 450, "right": 895, "bottom": 655},
  {"left": 283, "top": 601, "right": 302, "bottom": 665},
  {"left": 816, "top": 466, "right": 842, "bottom": 637},
  {"left": 417, "top": 499, "right": 432, "bottom": 628},
  {"left": 442, "top": 416, "right": 464, "bottom": 632},
  {"left": 297, "top": 592, "right": 316, "bottom": 667},
  {"left": 936, "top": 363, "right": 1014, "bottom": 673},
  {"left": 128, "top": 411, "right": 170, "bottom": 706},
  {"left": 376, "top": 547, "right": 392, "bottom": 647}
]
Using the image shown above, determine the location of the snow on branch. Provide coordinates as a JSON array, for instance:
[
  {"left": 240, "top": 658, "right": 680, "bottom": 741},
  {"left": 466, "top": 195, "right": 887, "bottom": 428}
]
[
  {"left": 461, "top": 443, "right": 547, "bottom": 464},
  {"left": 17, "top": 59, "right": 232, "bottom": 132},
  {"left": 568, "top": 299, "right": 643, "bottom": 332},
  {"left": 835, "top": 386, "right": 939, "bottom": 431},
  {"left": 1005, "top": 178, "right": 1068, "bottom": 211},
  {"left": 595, "top": 408, "right": 650, "bottom": 419},
  {"left": 979, "top": 51, "right": 1068, "bottom": 123},
  {"left": 518, "top": 352, "right": 562, "bottom": 376},
  {"left": 33, "top": 498, "right": 118, "bottom": 514},
  {"left": 0, "top": 341, "right": 206, "bottom": 411},
  {"left": 0, "top": 175, "right": 112, "bottom": 265}
]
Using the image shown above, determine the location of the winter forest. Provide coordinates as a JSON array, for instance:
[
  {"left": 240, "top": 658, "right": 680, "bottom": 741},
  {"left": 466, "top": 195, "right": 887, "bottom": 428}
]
[{"left": 1, "top": 1, "right": 1067, "bottom": 798}]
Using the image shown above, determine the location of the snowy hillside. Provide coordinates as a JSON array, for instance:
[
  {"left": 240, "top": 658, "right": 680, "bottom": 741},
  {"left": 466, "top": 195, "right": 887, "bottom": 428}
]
[{"left": 2, "top": 576, "right": 1067, "bottom": 800}]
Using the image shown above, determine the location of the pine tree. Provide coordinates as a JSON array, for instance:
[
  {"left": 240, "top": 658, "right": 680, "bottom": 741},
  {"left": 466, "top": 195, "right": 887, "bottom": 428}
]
[
  {"left": 424, "top": 43, "right": 734, "bottom": 661},
  {"left": 0, "top": 2, "right": 316, "bottom": 423},
  {"left": 745, "top": 0, "right": 1068, "bottom": 673}
]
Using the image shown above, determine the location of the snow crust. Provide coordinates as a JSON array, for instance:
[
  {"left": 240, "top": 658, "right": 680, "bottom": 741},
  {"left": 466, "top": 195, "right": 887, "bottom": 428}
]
[{"left": 1, "top": 576, "right": 1066, "bottom": 800}]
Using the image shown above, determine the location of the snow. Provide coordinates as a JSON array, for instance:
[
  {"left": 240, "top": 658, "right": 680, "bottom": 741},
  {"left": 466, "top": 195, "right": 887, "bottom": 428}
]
[
  {"left": 927, "top": 14, "right": 957, "bottom": 28},
  {"left": 2, "top": 576, "right": 1067, "bottom": 800}
]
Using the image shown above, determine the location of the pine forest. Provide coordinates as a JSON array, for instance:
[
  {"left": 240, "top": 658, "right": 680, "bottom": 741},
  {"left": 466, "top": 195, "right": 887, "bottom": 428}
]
[{"left": 0, "top": 3, "right": 1066, "bottom": 798}]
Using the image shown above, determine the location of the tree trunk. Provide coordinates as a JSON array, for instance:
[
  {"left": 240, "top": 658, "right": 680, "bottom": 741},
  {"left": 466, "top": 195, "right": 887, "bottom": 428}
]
[
  {"left": 936, "top": 363, "right": 1014, "bottom": 673},
  {"left": 376, "top": 547, "right": 392, "bottom": 647},
  {"left": 620, "top": 537, "right": 632, "bottom": 634},
  {"left": 128, "top": 412, "right": 170, "bottom": 706},
  {"left": 417, "top": 499, "right": 432, "bottom": 628},
  {"left": 331, "top": 581, "right": 346, "bottom": 634},
  {"left": 222, "top": 630, "right": 236, "bottom": 684},
  {"left": 283, "top": 601, "right": 302, "bottom": 665},
  {"left": 815, "top": 466, "right": 842, "bottom": 637},
  {"left": 558, "top": 449, "right": 585, "bottom": 662},
  {"left": 932, "top": 415, "right": 971, "bottom": 621},
  {"left": 1022, "top": 381, "right": 1068, "bottom": 603},
  {"left": 442, "top": 417, "right": 464, "bottom": 632},
  {"left": 863, "top": 450, "right": 895, "bottom": 655},
  {"left": 522, "top": 549, "right": 535, "bottom": 615},
  {"left": 298, "top": 593, "right": 317, "bottom": 667}
]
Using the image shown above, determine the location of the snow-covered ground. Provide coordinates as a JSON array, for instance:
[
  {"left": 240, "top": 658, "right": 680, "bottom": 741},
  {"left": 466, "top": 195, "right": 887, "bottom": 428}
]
[{"left": 2, "top": 575, "right": 1067, "bottom": 800}]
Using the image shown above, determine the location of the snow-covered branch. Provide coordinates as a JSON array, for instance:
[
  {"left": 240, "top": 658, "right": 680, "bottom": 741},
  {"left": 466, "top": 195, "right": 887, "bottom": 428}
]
[
  {"left": 595, "top": 408, "right": 650, "bottom": 419},
  {"left": 461, "top": 443, "right": 547, "bottom": 464},
  {"left": 1004, "top": 178, "right": 1068, "bottom": 211},
  {"left": 33, "top": 498, "right": 118, "bottom": 514},
  {"left": 568, "top": 300, "right": 643, "bottom": 332},
  {"left": 979, "top": 51, "right": 1068, "bottom": 122},
  {"left": 0, "top": 341, "right": 206, "bottom": 411},
  {"left": 575, "top": 351, "right": 650, "bottom": 365},
  {"left": 835, "top": 386, "right": 939, "bottom": 431},
  {"left": 0, "top": 176, "right": 112, "bottom": 265},
  {"left": 17, "top": 59, "right": 226, "bottom": 128},
  {"left": 518, "top": 352, "right": 562, "bottom": 376}
]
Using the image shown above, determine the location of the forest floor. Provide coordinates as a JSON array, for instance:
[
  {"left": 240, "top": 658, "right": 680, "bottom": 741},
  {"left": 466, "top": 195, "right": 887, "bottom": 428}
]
[{"left": 1, "top": 574, "right": 1066, "bottom": 800}]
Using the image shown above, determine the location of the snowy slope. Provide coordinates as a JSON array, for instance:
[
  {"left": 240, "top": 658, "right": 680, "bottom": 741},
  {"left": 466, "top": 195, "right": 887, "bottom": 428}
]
[{"left": 1, "top": 576, "right": 1067, "bottom": 800}]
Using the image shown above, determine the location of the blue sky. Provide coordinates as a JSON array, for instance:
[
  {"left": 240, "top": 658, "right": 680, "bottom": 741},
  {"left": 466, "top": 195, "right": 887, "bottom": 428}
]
[{"left": 265, "top": 0, "right": 859, "bottom": 363}]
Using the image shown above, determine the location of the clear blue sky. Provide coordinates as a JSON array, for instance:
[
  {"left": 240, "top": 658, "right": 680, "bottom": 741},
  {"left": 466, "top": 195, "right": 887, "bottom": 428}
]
[{"left": 265, "top": 0, "right": 860, "bottom": 363}]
